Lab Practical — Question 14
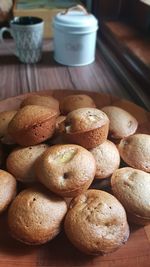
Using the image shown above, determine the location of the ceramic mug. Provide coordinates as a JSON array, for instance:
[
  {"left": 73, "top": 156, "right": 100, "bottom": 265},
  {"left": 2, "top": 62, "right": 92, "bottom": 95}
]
[{"left": 0, "top": 16, "right": 44, "bottom": 63}]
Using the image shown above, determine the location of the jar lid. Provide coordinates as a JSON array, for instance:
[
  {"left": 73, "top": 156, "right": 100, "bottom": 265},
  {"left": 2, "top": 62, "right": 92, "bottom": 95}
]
[{"left": 53, "top": 5, "right": 98, "bottom": 33}]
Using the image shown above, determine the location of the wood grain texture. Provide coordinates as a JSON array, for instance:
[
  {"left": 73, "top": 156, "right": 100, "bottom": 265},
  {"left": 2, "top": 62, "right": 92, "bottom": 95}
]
[
  {"left": 0, "top": 40, "right": 132, "bottom": 101},
  {"left": 0, "top": 89, "right": 149, "bottom": 267}
]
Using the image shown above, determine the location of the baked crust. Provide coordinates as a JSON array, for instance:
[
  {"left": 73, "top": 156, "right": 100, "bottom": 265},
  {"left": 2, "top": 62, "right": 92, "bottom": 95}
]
[
  {"left": 90, "top": 140, "right": 120, "bottom": 179},
  {"left": 8, "top": 186, "right": 67, "bottom": 245},
  {"left": 20, "top": 95, "right": 60, "bottom": 115},
  {"left": 6, "top": 144, "right": 49, "bottom": 183},
  {"left": 101, "top": 106, "right": 138, "bottom": 140},
  {"left": 64, "top": 189, "right": 129, "bottom": 255},
  {"left": 35, "top": 144, "right": 96, "bottom": 197},
  {"left": 111, "top": 167, "right": 150, "bottom": 225},
  {"left": 60, "top": 94, "right": 96, "bottom": 115},
  {"left": 61, "top": 108, "right": 109, "bottom": 149},
  {"left": 118, "top": 134, "right": 150, "bottom": 172},
  {"left": 0, "top": 169, "right": 17, "bottom": 214},
  {"left": 8, "top": 105, "right": 58, "bottom": 146}
]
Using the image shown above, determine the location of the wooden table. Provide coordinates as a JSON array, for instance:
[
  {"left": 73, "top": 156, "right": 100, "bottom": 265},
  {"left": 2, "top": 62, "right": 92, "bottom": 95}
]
[
  {"left": 0, "top": 39, "right": 137, "bottom": 100},
  {"left": 0, "top": 39, "right": 150, "bottom": 267}
]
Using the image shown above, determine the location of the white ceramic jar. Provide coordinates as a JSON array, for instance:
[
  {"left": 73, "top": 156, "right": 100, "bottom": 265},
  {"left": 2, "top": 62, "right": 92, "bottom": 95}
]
[{"left": 53, "top": 5, "right": 98, "bottom": 66}]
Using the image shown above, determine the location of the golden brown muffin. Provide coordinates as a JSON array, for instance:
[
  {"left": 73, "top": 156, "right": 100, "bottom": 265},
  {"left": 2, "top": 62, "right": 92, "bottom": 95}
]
[
  {"left": 64, "top": 189, "right": 129, "bottom": 255},
  {"left": 8, "top": 186, "right": 67, "bottom": 245},
  {"left": 8, "top": 105, "right": 58, "bottom": 146},
  {"left": 0, "top": 169, "right": 17, "bottom": 214},
  {"left": 20, "top": 94, "right": 60, "bottom": 115},
  {"left": 36, "top": 144, "right": 96, "bottom": 197},
  {"left": 101, "top": 106, "right": 138, "bottom": 140},
  {"left": 6, "top": 144, "right": 49, "bottom": 183},
  {"left": 0, "top": 110, "right": 17, "bottom": 138},
  {"left": 111, "top": 167, "right": 150, "bottom": 225},
  {"left": 90, "top": 140, "right": 120, "bottom": 179},
  {"left": 0, "top": 110, "right": 17, "bottom": 137},
  {"left": 118, "top": 134, "right": 150, "bottom": 172},
  {"left": 60, "top": 94, "right": 96, "bottom": 115},
  {"left": 61, "top": 108, "right": 109, "bottom": 149},
  {"left": 112, "top": 99, "right": 148, "bottom": 124}
]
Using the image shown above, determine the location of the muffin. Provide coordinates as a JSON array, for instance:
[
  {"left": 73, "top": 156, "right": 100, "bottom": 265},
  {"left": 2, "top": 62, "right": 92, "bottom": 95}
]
[
  {"left": 112, "top": 99, "right": 148, "bottom": 124},
  {"left": 111, "top": 167, "right": 150, "bottom": 225},
  {"left": 0, "top": 169, "right": 17, "bottom": 214},
  {"left": 8, "top": 186, "right": 67, "bottom": 245},
  {"left": 6, "top": 144, "right": 49, "bottom": 183},
  {"left": 8, "top": 105, "right": 58, "bottom": 146},
  {"left": 0, "top": 110, "right": 17, "bottom": 141},
  {"left": 118, "top": 134, "right": 150, "bottom": 172},
  {"left": 61, "top": 108, "right": 109, "bottom": 149},
  {"left": 60, "top": 94, "right": 96, "bottom": 115},
  {"left": 64, "top": 189, "right": 129, "bottom": 255},
  {"left": 90, "top": 140, "right": 120, "bottom": 179},
  {"left": 101, "top": 106, "right": 138, "bottom": 140},
  {"left": 36, "top": 144, "right": 96, "bottom": 197},
  {"left": 20, "top": 94, "right": 60, "bottom": 115},
  {"left": 0, "top": 110, "right": 17, "bottom": 137}
]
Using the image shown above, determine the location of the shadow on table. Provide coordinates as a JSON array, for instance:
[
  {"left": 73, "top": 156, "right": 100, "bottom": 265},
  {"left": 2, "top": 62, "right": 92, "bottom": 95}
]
[
  {"left": 40, "top": 51, "right": 61, "bottom": 67},
  {"left": 0, "top": 51, "right": 65, "bottom": 67},
  {"left": 0, "top": 54, "right": 19, "bottom": 65}
]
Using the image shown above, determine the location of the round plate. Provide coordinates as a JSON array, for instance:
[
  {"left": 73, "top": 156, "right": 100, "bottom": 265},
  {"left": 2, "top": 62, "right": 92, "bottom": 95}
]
[{"left": 0, "top": 90, "right": 150, "bottom": 267}]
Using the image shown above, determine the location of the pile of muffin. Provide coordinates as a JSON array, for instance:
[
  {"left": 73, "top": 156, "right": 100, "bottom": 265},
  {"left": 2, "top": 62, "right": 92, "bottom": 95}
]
[{"left": 0, "top": 93, "right": 150, "bottom": 255}]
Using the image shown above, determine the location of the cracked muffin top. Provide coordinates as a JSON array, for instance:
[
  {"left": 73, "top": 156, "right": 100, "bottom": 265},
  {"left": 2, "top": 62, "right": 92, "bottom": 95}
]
[
  {"left": 64, "top": 189, "right": 129, "bottom": 255},
  {"left": 101, "top": 106, "right": 138, "bottom": 139},
  {"left": 64, "top": 108, "right": 109, "bottom": 133}
]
